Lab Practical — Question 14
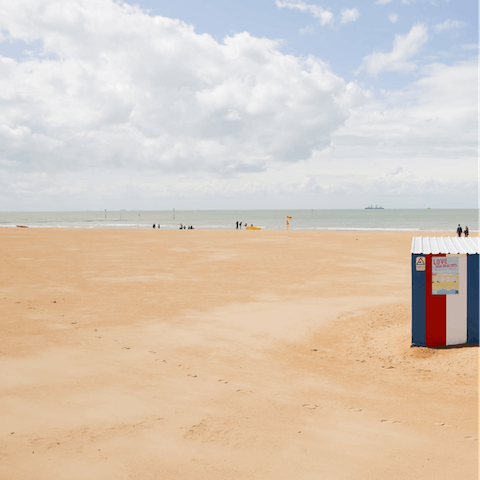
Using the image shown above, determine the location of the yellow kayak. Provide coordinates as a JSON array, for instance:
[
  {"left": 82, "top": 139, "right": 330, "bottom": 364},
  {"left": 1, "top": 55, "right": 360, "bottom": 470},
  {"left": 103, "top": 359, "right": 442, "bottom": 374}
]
[{"left": 245, "top": 226, "right": 261, "bottom": 230}]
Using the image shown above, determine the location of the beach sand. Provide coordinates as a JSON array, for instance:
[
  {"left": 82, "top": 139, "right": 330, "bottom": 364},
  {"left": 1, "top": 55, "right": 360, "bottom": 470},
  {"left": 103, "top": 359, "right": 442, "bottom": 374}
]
[{"left": 0, "top": 228, "right": 477, "bottom": 479}]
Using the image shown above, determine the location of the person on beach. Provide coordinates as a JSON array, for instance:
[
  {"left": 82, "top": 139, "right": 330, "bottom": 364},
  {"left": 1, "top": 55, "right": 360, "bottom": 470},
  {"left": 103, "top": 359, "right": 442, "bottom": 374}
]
[
  {"left": 464, "top": 226, "right": 469, "bottom": 237},
  {"left": 152, "top": 224, "right": 155, "bottom": 229},
  {"left": 456, "top": 224, "right": 463, "bottom": 237},
  {"left": 239, "top": 222, "right": 242, "bottom": 229},
  {"left": 158, "top": 224, "right": 160, "bottom": 229},
  {"left": 236, "top": 221, "right": 239, "bottom": 229},
  {"left": 179, "top": 224, "right": 183, "bottom": 229}
]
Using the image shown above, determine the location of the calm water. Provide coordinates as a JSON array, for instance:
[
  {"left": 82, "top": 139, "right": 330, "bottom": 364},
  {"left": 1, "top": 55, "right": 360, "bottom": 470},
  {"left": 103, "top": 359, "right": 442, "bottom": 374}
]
[{"left": 0, "top": 209, "right": 477, "bottom": 232}]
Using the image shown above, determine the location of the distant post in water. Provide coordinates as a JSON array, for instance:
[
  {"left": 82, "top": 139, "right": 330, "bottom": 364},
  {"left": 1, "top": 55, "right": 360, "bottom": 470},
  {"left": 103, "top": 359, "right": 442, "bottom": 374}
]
[
  {"left": 286, "top": 215, "right": 292, "bottom": 230},
  {"left": 173, "top": 208, "right": 175, "bottom": 220}
]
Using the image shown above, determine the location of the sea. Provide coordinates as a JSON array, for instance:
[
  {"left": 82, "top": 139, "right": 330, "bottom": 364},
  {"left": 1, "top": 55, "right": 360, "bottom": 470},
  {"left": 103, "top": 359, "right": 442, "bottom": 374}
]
[{"left": 0, "top": 209, "right": 478, "bottom": 232}]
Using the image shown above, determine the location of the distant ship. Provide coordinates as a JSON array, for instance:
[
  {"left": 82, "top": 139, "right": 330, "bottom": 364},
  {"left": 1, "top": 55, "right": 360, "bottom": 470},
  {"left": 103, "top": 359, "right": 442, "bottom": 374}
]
[{"left": 365, "top": 205, "right": 384, "bottom": 209}]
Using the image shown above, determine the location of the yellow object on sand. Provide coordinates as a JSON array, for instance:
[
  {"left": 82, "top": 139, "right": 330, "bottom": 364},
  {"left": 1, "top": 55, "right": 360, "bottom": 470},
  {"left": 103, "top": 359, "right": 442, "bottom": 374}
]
[{"left": 245, "top": 226, "right": 261, "bottom": 230}]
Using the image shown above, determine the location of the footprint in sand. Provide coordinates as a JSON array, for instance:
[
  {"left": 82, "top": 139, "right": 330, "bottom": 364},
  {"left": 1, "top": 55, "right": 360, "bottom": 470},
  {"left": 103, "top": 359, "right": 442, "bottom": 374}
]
[
  {"left": 218, "top": 379, "right": 229, "bottom": 384},
  {"left": 464, "top": 436, "right": 478, "bottom": 441},
  {"left": 433, "top": 422, "right": 453, "bottom": 427},
  {"left": 302, "top": 404, "right": 319, "bottom": 410},
  {"left": 349, "top": 408, "right": 363, "bottom": 412},
  {"left": 380, "top": 420, "right": 400, "bottom": 424}
]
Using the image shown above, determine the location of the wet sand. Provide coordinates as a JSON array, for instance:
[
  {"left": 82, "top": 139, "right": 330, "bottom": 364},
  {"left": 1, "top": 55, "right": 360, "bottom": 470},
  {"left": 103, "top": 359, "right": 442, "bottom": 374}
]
[{"left": 0, "top": 228, "right": 477, "bottom": 479}]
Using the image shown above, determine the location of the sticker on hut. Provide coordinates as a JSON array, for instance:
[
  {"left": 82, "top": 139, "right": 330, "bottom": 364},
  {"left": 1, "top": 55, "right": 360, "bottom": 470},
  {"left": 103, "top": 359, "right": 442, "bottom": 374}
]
[{"left": 432, "top": 256, "right": 459, "bottom": 295}]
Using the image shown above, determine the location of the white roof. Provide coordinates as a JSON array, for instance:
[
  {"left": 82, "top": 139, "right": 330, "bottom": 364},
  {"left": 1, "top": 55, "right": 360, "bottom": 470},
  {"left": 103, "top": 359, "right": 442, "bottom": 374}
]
[{"left": 411, "top": 236, "right": 479, "bottom": 255}]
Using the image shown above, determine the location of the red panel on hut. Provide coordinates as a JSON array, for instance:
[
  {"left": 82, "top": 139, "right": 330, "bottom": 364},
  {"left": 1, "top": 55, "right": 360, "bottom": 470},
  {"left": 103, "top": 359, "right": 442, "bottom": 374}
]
[{"left": 425, "top": 254, "right": 447, "bottom": 347}]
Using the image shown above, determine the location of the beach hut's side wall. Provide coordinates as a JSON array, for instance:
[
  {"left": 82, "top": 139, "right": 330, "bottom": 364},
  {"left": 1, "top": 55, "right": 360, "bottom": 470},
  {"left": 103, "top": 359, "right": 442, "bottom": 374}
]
[
  {"left": 467, "top": 254, "right": 479, "bottom": 344},
  {"left": 411, "top": 254, "right": 426, "bottom": 346}
]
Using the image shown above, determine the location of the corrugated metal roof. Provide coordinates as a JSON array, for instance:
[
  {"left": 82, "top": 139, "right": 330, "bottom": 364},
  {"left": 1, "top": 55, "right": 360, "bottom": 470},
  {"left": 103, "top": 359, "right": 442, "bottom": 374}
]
[{"left": 411, "top": 236, "right": 479, "bottom": 255}]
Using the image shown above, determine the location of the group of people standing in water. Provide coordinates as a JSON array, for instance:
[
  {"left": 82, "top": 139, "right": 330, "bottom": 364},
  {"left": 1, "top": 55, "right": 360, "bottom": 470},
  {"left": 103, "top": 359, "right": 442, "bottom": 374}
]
[
  {"left": 456, "top": 224, "right": 469, "bottom": 237},
  {"left": 152, "top": 223, "right": 194, "bottom": 229}
]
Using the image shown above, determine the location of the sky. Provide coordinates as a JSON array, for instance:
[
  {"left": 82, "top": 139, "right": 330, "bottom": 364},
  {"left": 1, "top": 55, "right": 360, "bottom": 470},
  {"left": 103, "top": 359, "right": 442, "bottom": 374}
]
[{"left": 0, "top": 0, "right": 477, "bottom": 211}]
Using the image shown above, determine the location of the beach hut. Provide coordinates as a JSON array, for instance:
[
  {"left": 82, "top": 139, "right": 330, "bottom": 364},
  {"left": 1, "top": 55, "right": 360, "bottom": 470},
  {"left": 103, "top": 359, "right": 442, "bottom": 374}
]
[{"left": 411, "top": 237, "right": 479, "bottom": 347}]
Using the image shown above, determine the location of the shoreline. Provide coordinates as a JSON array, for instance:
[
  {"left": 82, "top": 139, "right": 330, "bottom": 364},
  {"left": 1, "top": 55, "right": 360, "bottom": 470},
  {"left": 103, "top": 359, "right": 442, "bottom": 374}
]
[
  {"left": 2, "top": 225, "right": 478, "bottom": 234},
  {"left": 1, "top": 208, "right": 477, "bottom": 233}
]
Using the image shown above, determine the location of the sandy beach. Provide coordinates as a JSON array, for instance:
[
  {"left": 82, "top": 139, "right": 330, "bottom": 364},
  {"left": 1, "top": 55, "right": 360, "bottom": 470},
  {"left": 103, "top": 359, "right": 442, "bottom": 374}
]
[{"left": 0, "top": 228, "right": 477, "bottom": 479}]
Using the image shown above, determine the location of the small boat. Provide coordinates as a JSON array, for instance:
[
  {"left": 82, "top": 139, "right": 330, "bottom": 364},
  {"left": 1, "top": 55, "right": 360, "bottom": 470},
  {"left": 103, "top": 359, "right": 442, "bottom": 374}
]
[
  {"left": 16, "top": 225, "right": 29, "bottom": 228},
  {"left": 245, "top": 226, "right": 261, "bottom": 230},
  {"left": 365, "top": 205, "right": 384, "bottom": 209}
]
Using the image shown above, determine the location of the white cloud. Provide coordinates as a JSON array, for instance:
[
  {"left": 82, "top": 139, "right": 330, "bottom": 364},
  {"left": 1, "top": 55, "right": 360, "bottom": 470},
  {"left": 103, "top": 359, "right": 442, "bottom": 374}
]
[
  {"left": 299, "top": 25, "right": 315, "bottom": 35},
  {"left": 434, "top": 19, "right": 466, "bottom": 33},
  {"left": 293, "top": 58, "right": 477, "bottom": 208},
  {"left": 275, "top": 0, "right": 334, "bottom": 26},
  {"left": 0, "top": 0, "right": 475, "bottom": 210},
  {"left": 0, "top": 0, "right": 365, "bottom": 180},
  {"left": 340, "top": 8, "right": 360, "bottom": 24},
  {"left": 376, "top": 0, "right": 393, "bottom": 4},
  {"left": 388, "top": 13, "right": 399, "bottom": 23},
  {"left": 224, "top": 109, "right": 241, "bottom": 121},
  {"left": 461, "top": 44, "right": 478, "bottom": 51},
  {"left": 358, "top": 24, "right": 428, "bottom": 76},
  {"left": 334, "top": 59, "right": 477, "bottom": 169}
]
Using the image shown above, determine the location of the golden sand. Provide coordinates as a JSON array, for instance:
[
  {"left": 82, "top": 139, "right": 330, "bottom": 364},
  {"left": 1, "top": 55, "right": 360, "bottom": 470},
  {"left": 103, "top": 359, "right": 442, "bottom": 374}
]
[{"left": 0, "top": 229, "right": 477, "bottom": 479}]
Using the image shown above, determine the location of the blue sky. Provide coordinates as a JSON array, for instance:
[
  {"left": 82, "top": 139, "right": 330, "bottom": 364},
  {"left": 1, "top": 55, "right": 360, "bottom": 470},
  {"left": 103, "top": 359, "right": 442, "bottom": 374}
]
[{"left": 0, "top": 0, "right": 477, "bottom": 210}]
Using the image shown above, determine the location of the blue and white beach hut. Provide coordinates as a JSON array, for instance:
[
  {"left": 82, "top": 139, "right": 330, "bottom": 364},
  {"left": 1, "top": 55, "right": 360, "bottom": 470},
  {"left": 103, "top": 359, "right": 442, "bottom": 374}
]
[{"left": 411, "top": 237, "right": 479, "bottom": 347}]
